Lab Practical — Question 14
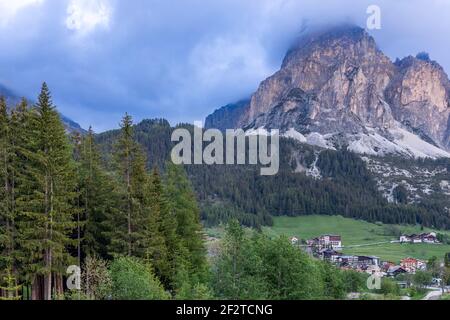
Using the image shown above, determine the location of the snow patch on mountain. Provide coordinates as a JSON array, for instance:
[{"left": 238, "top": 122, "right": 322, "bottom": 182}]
[
  {"left": 283, "top": 128, "right": 307, "bottom": 143},
  {"left": 306, "top": 132, "right": 336, "bottom": 150},
  {"left": 281, "top": 124, "right": 450, "bottom": 160},
  {"left": 389, "top": 127, "right": 450, "bottom": 159},
  {"left": 347, "top": 132, "right": 404, "bottom": 156}
]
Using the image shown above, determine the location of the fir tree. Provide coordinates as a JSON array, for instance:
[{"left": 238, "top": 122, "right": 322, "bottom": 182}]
[
  {"left": 0, "top": 268, "right": 22, "bottom": 300},
  {"left": 145, "top": 169, "right": 172, "bottom": 288},
  {"left": 108, "top": 114, "right": 158, "bottom": 259},
  {"left": 75, "top": 127, "right": 118, "bottom": 259},
  {"left": 165, "top": 162, "right": 207, "bottom": 281},
  {"left": 0, "top": 96, "right": 13, "bottom": 271},
  {"left": 16, "top": 83, "right": 77, "bottom": 300}
]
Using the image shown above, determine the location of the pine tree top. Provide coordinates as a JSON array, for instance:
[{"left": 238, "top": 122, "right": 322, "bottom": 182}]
[{"left": 36, "top": 82, "right": 54, "bottom": 112}]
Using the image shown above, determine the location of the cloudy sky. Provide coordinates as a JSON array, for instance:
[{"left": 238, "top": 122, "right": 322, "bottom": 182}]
[{"left": 0, "top": 0, "right": 449, "bottom": 132}]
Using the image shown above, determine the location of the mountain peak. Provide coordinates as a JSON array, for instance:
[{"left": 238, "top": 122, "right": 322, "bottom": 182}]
[
  {"left": 282, "top": 24, "right": 372, "bottom": 68},
  {"left": 206, "top": 24, "right": 450, "bottom": 158}
]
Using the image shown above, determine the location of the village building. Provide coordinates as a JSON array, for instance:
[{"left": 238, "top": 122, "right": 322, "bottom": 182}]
[
  {"left": 289, "top": 236, "right": 300, "bottom": 246},
  {"left": 334, "top": 255, "right": 380, "bottom": 270},
  {"left": 422, "top": 233, "right": 439, "bottom": 244},
  {"left": 399, "top": 232, "right": 439, "bottom": 244},
  {"left": 307, "top": 234, "right": 342, "bottom": 251},
  {"left": 319, "top": 249, "right": 342, "bottom": 263},
  {"left": 357, "top": 256, "right": 380, "bottom": 267},
  {"left": 387, "top": 266, "right": 408, "bottom": 277},
  {"left": 400, "top": 257, "right": 426, "bottom": 273},
  {"left": 365, "top": 265, "right": 382, "bottom": 276},
  {"left": 336, "top": 255, "right": 359, "bottom": 268}
]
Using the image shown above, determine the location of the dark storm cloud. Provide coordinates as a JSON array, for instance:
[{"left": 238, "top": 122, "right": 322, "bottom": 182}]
[{"left": 0, "top": 0, "right": 449, "bottom": 131}]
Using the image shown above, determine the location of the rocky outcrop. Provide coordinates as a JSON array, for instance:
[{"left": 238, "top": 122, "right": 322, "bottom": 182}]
[
  {"left": 243, "top": 25, "right": 396, "bottom": 132},
  {"left": 386, "top": 56, "right": 450, "bottom": 149},
  {"left": 205, "top": 99, "right": 250, "bottom": 131},
  {"left": 206, "top": 24, "right": 450, "bottom": 156}
]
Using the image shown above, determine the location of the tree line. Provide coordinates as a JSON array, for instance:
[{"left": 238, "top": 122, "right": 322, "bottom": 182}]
[
  {"left": 2, "top": 83, "right": 448, "bottom": 300},
  {"left": 0, "top": 83, "right": 207, "bottom": 299},
  {"left": 94, "top": 117, "right": 450, "bottom": 230}
]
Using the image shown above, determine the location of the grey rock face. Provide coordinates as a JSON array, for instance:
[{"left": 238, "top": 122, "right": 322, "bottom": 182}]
[
  {"left": 243, "top": 25, "right": 396, "bottom": 133},
  {"left": 385, "top": 56, "right": 450, "bottom": 149},
  {"left": 205, "top": 99, "right": 250, "bottom": 131},
  {"left": 206, "top": 25, "right": 450, "bottom": 154}
]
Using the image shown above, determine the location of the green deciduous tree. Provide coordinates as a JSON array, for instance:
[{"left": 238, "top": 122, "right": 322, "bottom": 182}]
[
  {"left": 109, "top": 257, "right": 169, "bottom": 300},
  {"left": 211, "top": 220, "right": 267, "bottom": 299}
]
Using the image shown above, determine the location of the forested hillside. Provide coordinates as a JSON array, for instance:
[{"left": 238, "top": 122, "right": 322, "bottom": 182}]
[
  {"left": 0, "top": 85, "right": 207, "bottom": 299},
  {"left": 0, "top": 85, "right": 364, "bottom": 300},
  {"left": 1, "top": 84, "right": 449, "bottom": 300},
  {"left": 96, "top": 120, "right": 450, "bottom": 230}
]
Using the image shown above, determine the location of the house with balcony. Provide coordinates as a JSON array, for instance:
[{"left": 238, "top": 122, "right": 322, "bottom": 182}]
[{"left": 307, "top": 234, "right": 342, "bottom": 251}]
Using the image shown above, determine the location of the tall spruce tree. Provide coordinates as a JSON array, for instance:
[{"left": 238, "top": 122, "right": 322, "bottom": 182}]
[
  {"left": 74, "top": 127, "right": 119, "bottom": 259},
  {"left": 165, "top": 163, "right": 207, "bottom": 281},
  {"left": 146, "top": 168, "right": 176, "bottom": 290},
  {"left": 9, "top": 99, "right": 33, "bottom": 291},
  {"left": 108, "top": 114, "right": 157, "bottom": 258},
  {"left": 16, "top": 83, "right": 77, "bottom": 300},
  {"left": 0, "top": 96, "right": 14, "bottom": 272}
]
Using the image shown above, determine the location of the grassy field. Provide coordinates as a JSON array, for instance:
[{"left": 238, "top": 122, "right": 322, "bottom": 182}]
[{"left": 262, "top": 215, "right": 450, "bottom": 263}]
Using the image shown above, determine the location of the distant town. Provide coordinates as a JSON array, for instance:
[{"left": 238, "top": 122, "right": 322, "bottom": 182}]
[{"left": 289, "top": 233, "right": 444, "bottom": 286}]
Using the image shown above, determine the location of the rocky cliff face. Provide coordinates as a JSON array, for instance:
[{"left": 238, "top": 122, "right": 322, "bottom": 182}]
[
  {"left": 386, "top": 56, "right": 450, "bottom": 149},
  {"left": 207, "top": 25, "right": 450, "bottom": 158},
  {"left": 205, "top": 99, "right": 250, "bottom": 131}
]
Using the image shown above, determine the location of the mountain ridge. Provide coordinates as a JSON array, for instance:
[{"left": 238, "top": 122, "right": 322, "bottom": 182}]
[
  {"left": 0, "top": 83, "right": 86, "bottom": 134},
  {"left": 205, "top": 25, "right": 450, "bottom": 159}
]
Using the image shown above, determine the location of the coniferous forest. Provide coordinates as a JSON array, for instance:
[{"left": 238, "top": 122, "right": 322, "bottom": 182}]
[
  {"left": 0, "top": 84, "right": 369, "bottom": 300},
  {"left": 95, "top": 115, "right": 450, "bottom": 231}
]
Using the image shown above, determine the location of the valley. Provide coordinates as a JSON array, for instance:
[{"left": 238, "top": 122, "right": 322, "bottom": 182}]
[{"left": 264, "top": 215, "right": 450, "bottom": 262}]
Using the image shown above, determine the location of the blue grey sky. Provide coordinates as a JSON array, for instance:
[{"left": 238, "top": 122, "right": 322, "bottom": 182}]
[{"left": 0, "top": 0, "right": 449, "bottom": 132}]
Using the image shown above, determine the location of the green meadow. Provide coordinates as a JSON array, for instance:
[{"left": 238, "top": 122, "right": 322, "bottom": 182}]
[{"left": 263, "top": 215, "right": 450, "bottom": 263}]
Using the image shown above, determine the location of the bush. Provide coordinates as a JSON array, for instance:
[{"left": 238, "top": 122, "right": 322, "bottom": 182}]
[
  {"left": 109, "top": 257, "right": 169, "bottom": 300},
  {"left": 413, "top": 271, "right": 433, "bottom": 291},
  {"left": 379, "top": 278, "right": 400, "bottom": 296},
  {"left": 383, "top": 225, "right": 402, "bottom": 237},
  {"left": 211, "top": 221, "right": 348, "bottom": 300},
  {"left": 174, "top": 263, "right": 213, "bottom": 300},
  {"left": 82, "top": 256, "right": 112, "bottom": 300},
  {"left": 342, "top": 270, "right": 367, "bottom": 292}
]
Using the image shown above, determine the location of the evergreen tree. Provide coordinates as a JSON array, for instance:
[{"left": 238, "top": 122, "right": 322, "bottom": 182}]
[
  {"left": 145, "top": 169, "right": 173, "bottom": 289},
  {"left": 108, "top": 114, "right": 155, "bottom": 258},
  {"left": 0, "top": 98, "right": 28, "bottom": 296},
  {"left": 165, "top": 162, "right": 208, "bottom": 281},
  {"left": 0, "top": 268, "right": 22, "bottom": 300},
  {"left": 74, "top": 127, "right": 119, "bottom": 259},
  {"left": 116, "top": 114, "right": 136, "bottom": 256},
  {"left": 16, "top": 83, "right": 77, "bottom": 300},
  {"left": 0, "top": 96, "right": 14, "bottom": 271}
]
